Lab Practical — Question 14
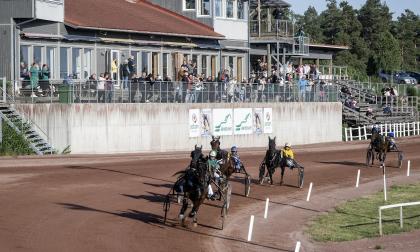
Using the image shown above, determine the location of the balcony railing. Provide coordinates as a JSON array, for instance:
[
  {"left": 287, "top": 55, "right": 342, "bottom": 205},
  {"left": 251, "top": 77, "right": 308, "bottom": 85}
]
[{"left": 250, "top": 19, "right": 295, "bottom": 38}]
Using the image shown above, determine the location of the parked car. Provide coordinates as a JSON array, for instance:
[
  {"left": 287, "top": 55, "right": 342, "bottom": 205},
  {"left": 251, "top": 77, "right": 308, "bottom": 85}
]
[
  {"left": 406, "top": 71, "right": 420, "bottom": 83},
  {"left": 378, "top": 70, "right": 417, "bottom": 84}
]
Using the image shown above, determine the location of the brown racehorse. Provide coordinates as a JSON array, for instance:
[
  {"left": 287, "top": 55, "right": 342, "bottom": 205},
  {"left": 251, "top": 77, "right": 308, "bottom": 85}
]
[{"left": 370, "top": 132, "right": 390, "bottom": 165}]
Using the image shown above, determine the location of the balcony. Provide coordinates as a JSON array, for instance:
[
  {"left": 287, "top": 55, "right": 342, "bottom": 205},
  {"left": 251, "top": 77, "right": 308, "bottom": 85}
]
[{"left": 250, "top": 19, "right": 295, "bottom": 38}]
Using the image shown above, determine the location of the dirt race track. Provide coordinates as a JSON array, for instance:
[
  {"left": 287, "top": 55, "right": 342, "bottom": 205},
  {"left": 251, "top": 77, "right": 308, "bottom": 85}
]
[{"left": 1, "top": 137, "right": 420, "bottom": 252}]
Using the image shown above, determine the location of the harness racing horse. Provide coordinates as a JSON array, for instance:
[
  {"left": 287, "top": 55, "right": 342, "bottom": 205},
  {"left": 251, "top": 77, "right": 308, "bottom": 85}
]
[
  {"left": 367, "top": 132, "right": 392, "bottom": 167},
  {"left": 170, "top": 145, "right": 210, "bottom": 227},
  {"left": 259, "top": 137, "right": 304, "bottom": 188}
]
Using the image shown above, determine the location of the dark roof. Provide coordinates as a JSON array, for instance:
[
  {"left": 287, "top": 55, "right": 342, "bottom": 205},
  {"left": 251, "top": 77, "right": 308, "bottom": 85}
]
[{"left": 64, "top": 0, "right": 223, "bottom": 39}]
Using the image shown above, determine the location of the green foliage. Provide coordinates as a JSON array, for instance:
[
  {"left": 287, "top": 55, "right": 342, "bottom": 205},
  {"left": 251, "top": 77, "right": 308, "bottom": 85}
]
[
  {"left": 296, "top": 0, "right": 419, "bottom": 79},
  {"left": 406, "top": 86, "right": 418, "bottom": 97},
  {"left": 0, "top": 122, "right": 34, "bottom": 156},
  {"left": 61, "top": 145, "right": 71, "bottom": 155},
  {"left": 308, "top": 183, "right": 420, "bottom": 242}
]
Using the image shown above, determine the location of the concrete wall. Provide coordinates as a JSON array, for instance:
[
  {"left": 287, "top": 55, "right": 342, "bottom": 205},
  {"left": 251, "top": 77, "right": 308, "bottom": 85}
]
[{"left": 13, "top": 103, "right": 342, "bottom": 154}]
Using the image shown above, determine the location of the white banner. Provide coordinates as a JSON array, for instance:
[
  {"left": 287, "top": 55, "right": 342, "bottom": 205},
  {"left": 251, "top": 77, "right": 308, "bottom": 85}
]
[
  {"left": 264, "top": 108, "right": 273, "bottom": 134},
  {"left": 201, "top": 108, "right": 212, "bottom": 136},
  {"left": 213, "top": 109, "right": 233, "bottom": 136},
  {"left": 254, "top": 108, "right": 263, "bottom": 134},
  {"left": 189, "top": 109, "right": 201, "bottom": 137},
  {"left": 234, "top": 108, "right": 253, "bottom": 135}
]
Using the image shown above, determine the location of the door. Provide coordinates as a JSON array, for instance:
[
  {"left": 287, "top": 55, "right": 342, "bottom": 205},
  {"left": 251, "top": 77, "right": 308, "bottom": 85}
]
[{"left": 110, "top": 50, "right": 120, "bottom": 84}]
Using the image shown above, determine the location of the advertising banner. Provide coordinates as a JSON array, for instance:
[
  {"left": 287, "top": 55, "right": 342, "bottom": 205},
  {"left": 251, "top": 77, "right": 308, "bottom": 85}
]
[
  {"left": 263, "top": 108, "right": 273, "bottom": 134},
  {"left": 201, "top": 109, "right": 212, "bottom": 136},
  {"left": 254, "top": 108, "right": 263, "bottom": 134},
  {"left": 234, "top": 108, "right": 253, "bottom": 135},
  {"left": 189, "top": 109, "right": 201, "bottom": 137},
  {"left": 213, "top": 109, "right": 233, "bottom": 136}
]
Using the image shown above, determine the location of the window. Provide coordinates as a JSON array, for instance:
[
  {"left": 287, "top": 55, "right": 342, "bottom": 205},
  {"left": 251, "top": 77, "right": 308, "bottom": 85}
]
[
  {"left": 131, "top": 51, "right": 138, "bottom": 73},
  {"left": 141, "top": 52, "right": 149, "bottom": 74},
  {"left": 33, "top": 46, "right": 42, "bottom": 65},
  {"left": 199, "top": 0, "right": 210, "bottom": 15},
  {"left": 201, "top": 55, "right": 207, "bottom": 77},
  {"left": 162, "top": 53, "right": 169, "bottom": 78},
  {"left": 72, "top": 48, "right": 82, "bottom": 79},
  {"left": 152, "top": 52, "right": 159, "bottom": 76},
  {"left": 215, "top": 0, "right": 222, "bottom": 17},
  {"left": 46, "top": 47, "right": 55, "bottom": 79},
  {"left": 20, "top": 45, "right": 29, "bottom": 79},
  {"left": 237, "top": 0, "right": 244, "bottom": 19},
  {"left": 60, "top": 47, "right": 68, "bottom": 79},
  {"left": 226, "top": 0, "right": 234, "bottom": 18},
  {"left": 83, "top": 49, "right": 93, "bottom": 79},
  {"left": 184, "top": 0, "right": 195, "bottom": 10}
]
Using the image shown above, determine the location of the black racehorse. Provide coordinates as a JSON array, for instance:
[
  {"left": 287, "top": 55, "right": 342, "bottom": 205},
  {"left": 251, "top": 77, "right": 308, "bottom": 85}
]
[
  {"left": 170, "top": 145, "right": 210, "bottom": 227},
  {"left": 259, "top": 137, "right": 304, "bottom": 188}
]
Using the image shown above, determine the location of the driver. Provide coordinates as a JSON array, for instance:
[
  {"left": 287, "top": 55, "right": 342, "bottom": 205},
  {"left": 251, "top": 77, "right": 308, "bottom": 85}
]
[
  {"left": 281, "top": 142, "right": 296, "bottom": 169},
  {"left": 231, "top": 145, "right": 243, "bottom": 173},
  {"left": 387, "top": 132, "right": 396, "bottom": 151},
  {"left": 207, "top": 150, "right": 220, "bottom": 201}
]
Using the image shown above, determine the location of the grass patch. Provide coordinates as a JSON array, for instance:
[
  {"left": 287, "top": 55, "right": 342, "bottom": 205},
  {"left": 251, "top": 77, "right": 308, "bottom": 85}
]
[
  {"left": 308, "top": 183, "right": 420, "bottom": 242},
  {"left": 0, "top": 122, "right": 34, "bottom": 156}
]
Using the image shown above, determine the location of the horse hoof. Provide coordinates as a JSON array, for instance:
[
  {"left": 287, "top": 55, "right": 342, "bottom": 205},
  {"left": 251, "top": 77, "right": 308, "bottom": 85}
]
[{"left": 193, "top": 221, "right": 198, "bottom": 227}]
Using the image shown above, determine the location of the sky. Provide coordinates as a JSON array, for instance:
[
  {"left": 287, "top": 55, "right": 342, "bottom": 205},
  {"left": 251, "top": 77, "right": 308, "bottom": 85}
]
[{"left": 289, "top": 0, "right": 420, "bottom": 19}]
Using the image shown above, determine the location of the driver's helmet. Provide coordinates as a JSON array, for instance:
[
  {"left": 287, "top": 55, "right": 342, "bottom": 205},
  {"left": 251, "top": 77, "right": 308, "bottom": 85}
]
[
  {"left": 284, "top": 142, "right": 291, "bottom": 148},
  {"left": 209, "top": 150, "right": 217, "bottom": 158},
  {"left": 388, "top": 132, "right": 395, "bottom": 138},
  {"left": 231, "top": 146, "right": 238, "bottom": 153}
]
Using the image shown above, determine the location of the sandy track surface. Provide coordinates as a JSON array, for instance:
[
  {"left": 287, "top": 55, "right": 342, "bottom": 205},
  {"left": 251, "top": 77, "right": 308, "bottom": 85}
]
[{"left": 0, "top": 137, "right": 419, "bottom": 252}]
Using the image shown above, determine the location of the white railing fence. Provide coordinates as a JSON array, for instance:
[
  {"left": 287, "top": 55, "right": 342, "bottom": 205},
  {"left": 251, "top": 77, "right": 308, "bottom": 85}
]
[
  {"left": 379, "top": 201, "right": 420, "bottom": 236},
  {"left": 344, "top": 121, "right": 420, "bottom": 142}
]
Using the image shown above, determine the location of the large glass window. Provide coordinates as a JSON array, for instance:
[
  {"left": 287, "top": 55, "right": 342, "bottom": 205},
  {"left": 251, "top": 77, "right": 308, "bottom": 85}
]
[
  {"left": 184, "top": 0, "right": 195, "bottom": 10},
  {"left": 201, "top": 55, "right": 207, "bottom": 77},
  {"left": 72, "top": 48, "right": 82, "bottom": 79},
  {"left": 226, "top": 0, "right": 234, "bottom": 18},
  {"left": 46, "top": 47, "right": 55, "bottom": 79},
  {"left": 237, "top": 0, "right": 244, "bottom": 19},
  {"left": 60, "top": 47, "right": 68, "bottom": 79},
  {"left": 199, "top": 0, "right": 210, "bottom": 15},
  {"left": 131, "top": 51, "right": 138, "bottom": 74},
  {"left": 20, "top": 45, "right": 29, "bottom": 79},
  {"left": 83, "top": 49, "right": 93, "bottom": 79},
  {"left": 141, "top": 52, "right": 149, "bottom": 74},
  {"left": 162, "top": 53, "right": 169, "bottom": 78},
  {"left": 215, "top": 0, "right": 222, "bottom": 17},
  {"left": 33, "top": 46, "right": 42, "bottom": 65}
]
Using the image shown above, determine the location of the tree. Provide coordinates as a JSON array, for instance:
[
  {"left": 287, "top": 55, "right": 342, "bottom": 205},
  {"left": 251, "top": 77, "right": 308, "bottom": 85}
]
[
  {"left": 320, "top": 0, "right": 341, "bottom": 44},
  {"left": 393, "top": 10, "right": 420, "bottom": 71},
  {"left": 300, "top": 6, "right": 324, "bottom": 43}
]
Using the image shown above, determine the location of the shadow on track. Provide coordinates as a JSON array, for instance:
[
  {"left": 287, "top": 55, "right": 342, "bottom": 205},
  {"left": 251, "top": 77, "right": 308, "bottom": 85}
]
[
  {"left": 57, "top": 202, "right": 292, "bottom": 252},
  {"left": 65, "top": 165, "right": 173, "bottom": 183},
  {"left": 318, "top": 161, "right": 366, "bottom": 167}
]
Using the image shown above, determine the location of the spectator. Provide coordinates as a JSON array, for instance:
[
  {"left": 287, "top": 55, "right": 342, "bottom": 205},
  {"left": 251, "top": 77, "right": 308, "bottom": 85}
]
[
  {"left": 121, "top": 59, "right": 130, "bottom": 89},
  {"left": 128, "top": 56, "right": 136, "bottom": 79},
  {"left": 40, "top": 64, "right": 50, "bottom": 95},
  {"left": 130, "top": 73, "right": 139, "bottom": 103},
  {"left": 298, "top": 75, "right": 307, "bottom": 101},
  {"left": 97, "top": 73, "right": 106, "bottom": 103},
  {"left": 138, "top": 72, "right": 147, "bottom": 103},
  {"left": 104, "top": 72, "right": 113, "bottom": 103},
  {"left": 111, "top": 58, "right": 118, "bottom": 81}
]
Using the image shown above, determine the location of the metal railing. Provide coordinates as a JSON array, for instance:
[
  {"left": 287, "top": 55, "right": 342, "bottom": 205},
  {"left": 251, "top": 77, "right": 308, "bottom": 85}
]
[
  {"left": 343, "top": 121, "right": 420, "bottom": 141},
  {"left": 9, "top": 79, "right": 340, "bottom": 104},
  {"left": 379, "top": 201, "right": 420, "bottom": 236},
  {"left": 343, "top": 80, "right": 418, "bottom": 97},
  {"left": 250, "top": 19, "right": 295, "bottom": 38}
]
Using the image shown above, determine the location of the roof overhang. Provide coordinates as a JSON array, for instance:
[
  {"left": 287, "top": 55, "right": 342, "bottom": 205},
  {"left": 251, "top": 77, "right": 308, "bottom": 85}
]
[{"left": 65, "top": 22, "right": 225, "bottom": 41}]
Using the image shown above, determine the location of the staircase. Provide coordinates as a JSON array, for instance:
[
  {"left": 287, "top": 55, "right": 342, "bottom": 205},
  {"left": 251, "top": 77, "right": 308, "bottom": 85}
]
[{"left": 0, "top": 104, "right": 55, "bottom": 155}]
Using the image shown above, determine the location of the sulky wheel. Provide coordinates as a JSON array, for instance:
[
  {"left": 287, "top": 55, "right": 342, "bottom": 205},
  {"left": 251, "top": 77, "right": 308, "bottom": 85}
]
[
  {"left": 225, "top": 182, "right": 232, "bottom": 211},
  {"left": 244, "top": 175, "right": 251, "bottom": 197},
  {"left": 221, "top": 202, "right": 227, "bottom": 230},
  {"left": 366, "top": 149, "right": 373, "bottom": 167},
  {"left": 258, "top": 161, "right": 266, "bottom": 185},
  {"left": 398, "top": 152, "right": 404, "bottom": 169},
  {"left": 298, "top": 167, "right": 305, "bottom": 189}
]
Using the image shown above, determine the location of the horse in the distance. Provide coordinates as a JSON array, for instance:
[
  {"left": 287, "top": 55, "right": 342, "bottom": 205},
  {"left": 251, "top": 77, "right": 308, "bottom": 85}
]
[{"left": 259, "top": 137, "right": 304, "bottom": 187}]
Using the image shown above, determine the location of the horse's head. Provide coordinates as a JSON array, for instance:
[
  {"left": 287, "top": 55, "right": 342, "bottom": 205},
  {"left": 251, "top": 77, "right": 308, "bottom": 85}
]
[
  {"left": 190, "top": 145, "right": 203, "bottom": 167},
  {"left": 268, "top": 136, "right": 276, "bottom": 151},
  {"left": 210, "top": 135, "right": 221, "bottom": 151}
]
